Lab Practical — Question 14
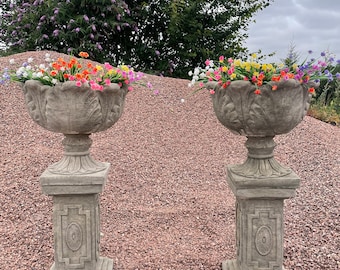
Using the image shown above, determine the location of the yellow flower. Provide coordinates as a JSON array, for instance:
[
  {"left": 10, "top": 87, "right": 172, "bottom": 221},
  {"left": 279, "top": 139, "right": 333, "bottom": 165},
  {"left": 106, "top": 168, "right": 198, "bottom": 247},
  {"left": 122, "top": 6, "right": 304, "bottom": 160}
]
[
  {"left": 96, "top": 65, "right": 103, "bottom": 71},
  {"left": 222, "top": 66, "right": 228, "bottom": 72},
  {"left": 234, "top": 59, "right": 241, "bottom": 66},
  {"left": 230, "top": 73, "right": 237, "bottom": 79},
  {"left": 121, "top": 65, "right": 129, "bottom": 72},
  {"left": 107, "top": 69, "right": 117, "bottom": 75},
  {"left": 253, "top": 71, "right": 259, "bottom": 77},
  {"left": 251, "top": 53, "right": 257, "bottom": 59}
]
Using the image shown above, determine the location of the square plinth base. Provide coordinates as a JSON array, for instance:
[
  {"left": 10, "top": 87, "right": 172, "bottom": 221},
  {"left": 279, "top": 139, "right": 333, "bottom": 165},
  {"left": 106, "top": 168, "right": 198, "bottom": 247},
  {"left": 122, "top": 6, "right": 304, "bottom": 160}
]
[
  {"left": 40, "top": 163, "right": 110, "bottom": 195},
  {"left": 222, "top": 260, "right": 286, "bottom": 270},
  {"left": 50, "top": 257, "right": 113, "bottom": 270}
]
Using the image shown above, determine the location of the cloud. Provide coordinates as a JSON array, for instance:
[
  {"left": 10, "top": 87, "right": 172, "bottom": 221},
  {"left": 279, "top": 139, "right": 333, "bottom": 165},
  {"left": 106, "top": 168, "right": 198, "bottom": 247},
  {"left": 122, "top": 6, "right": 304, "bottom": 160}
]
[{"left": 245, "top": 0, "right": 340, "bottom": 62}]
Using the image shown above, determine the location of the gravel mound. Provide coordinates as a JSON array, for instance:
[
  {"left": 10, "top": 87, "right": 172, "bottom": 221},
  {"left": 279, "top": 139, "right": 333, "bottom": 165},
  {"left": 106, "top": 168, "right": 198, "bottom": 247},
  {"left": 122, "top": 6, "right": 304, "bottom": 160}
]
[{"left": 0, "top": 51, "right": 339, "bottom": 269}]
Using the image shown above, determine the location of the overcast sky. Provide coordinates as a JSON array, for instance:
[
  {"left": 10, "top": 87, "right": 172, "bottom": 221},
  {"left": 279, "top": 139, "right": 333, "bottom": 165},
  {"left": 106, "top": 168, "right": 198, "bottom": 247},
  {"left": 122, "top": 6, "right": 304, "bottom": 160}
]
[{"left": 245, "top": 0, "right": 340, "bottom": 63}]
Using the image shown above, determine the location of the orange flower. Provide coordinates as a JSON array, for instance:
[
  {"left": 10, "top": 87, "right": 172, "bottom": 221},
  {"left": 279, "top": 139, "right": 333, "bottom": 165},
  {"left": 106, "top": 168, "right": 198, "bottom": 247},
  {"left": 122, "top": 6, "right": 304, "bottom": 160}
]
[
  {"left": 254, "top": 89, "right": 261, "bottom": 95},
  {"left": 309, "top": 87, "right": 315, "bottom": 94},
  {"left": 287, "top": 73, "right": 295, "bottom": 79},
  {"left": 271, "top": 75, "right": 281, "bottom": 82},
  {"left": 52, "top": 62, "right": 61, "bottom": 70},
  {"left": 272, "top": 85, "right": 278, "bottom": 91},
  {"left": 79, "top": 52, "right": 89, "bottom": 58},
  {"left": 75, "top": 73, "right": 83, "bottom": 80},
  {"left": 63, "top": 74, "right": 69, "bottom": 79},
  {"left": 50, "top": 70, "right": 58, "bottom": 76}
]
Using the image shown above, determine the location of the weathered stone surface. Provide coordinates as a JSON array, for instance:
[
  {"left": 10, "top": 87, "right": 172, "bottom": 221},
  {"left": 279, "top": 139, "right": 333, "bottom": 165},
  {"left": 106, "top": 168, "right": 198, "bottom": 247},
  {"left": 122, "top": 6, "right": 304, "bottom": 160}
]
[
  {"left": 208, "top": 81, "right": 308, "bottom": 269},
  {"left": 223, "top": 167, "right": 297, "bottom": 270},
  {"left": 40, "top": 164, "right": 113, "bottom": 270},
  {"left": 40, "top": 162, "right": 110, "bottom": 195},
  {"left": 207, "top": 80, "right": 313, "bottom": 136},
  {"left": 23, "top": 80, "right": 127, "bottom": 134}
]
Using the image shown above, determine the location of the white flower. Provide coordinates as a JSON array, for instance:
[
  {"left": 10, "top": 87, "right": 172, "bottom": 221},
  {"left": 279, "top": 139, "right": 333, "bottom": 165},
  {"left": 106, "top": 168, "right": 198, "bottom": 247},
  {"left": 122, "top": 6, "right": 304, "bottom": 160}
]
[
  {"left": 43, "top": 76, "right": 50, "bottom": 81},
  {"left": 33, "top": 71, "right": 43, "bottom": 78},
  {"left": 51, "top": 79, "right": 58, "bottom": 85},
  {"left": 188, "top": 70, "right": 193, "bottom": 76},
  {"left": 193, "top": 67, "right": 200, "bottom": 76},
  {"left": 193, "top": 75, "right": 199, "bottom": 81},
  {"left": 9, "top": 59, "right": 15, "bottom": 65},
  {"left": 180, "top": 98, "right": 185, "bottom": 103},
  {"left": 27, "top": 57, "right": 34, "bottom": 63},
  {"left": 39, "top": 64, "right": 46, "bottom": 69},
  {"left": 199, "top": 72, "right": 206, "bottom": 78}
]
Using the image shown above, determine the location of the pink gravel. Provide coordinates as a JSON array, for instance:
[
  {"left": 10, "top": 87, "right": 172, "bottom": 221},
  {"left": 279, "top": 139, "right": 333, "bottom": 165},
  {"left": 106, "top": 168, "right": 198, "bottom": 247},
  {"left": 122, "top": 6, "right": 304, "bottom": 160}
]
[{"left": 0, "top": 51, "right": 339, "bottom": 270}]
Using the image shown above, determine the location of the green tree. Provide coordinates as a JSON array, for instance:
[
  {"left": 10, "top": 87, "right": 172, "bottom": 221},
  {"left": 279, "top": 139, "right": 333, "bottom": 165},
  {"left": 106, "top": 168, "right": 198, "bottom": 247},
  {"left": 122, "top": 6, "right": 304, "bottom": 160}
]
[{"left": 0, "top": 0, "right": 272, "bottom": 78}]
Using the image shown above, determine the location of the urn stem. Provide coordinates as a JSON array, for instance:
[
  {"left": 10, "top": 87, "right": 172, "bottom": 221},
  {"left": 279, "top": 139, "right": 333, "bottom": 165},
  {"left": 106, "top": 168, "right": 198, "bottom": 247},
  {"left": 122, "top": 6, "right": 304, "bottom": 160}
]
[{"left": 47, "top": 134, "right": 107, "bottom": 175}]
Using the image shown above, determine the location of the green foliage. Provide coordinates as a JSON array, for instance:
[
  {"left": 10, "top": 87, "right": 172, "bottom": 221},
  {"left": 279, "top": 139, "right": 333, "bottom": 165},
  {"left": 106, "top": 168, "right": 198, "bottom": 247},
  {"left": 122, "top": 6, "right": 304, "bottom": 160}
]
[{"left": 0, "top": 0, "right": 272, "bottom": 78}]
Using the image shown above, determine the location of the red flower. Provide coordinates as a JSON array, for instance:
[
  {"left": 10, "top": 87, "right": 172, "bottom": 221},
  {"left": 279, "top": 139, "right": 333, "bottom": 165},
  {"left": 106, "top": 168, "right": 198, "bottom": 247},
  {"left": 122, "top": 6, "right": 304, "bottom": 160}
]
[{"left": 254, "top": 89, "right": 261, "bottom": 95}]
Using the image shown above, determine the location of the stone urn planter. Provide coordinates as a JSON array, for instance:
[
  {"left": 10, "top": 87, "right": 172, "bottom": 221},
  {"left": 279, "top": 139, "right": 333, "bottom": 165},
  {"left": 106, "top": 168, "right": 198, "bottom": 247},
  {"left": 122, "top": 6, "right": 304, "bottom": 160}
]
[
  {"left": 23, "top": 80, "right": 128, "bottom": 270},
  {"left": 206, "top": 79, "right": 315, "bottom": 270},
  {"left": 23, "top": 80, "right": 127, "bottom": 175}
]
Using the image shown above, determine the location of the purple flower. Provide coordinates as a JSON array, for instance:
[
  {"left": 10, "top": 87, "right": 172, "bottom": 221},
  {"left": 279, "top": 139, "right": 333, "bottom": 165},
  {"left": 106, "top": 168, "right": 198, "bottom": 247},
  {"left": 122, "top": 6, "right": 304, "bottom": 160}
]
[
  {"left": 92, "top": 25, "right": 96, "bottom": 31},
  {"left": 75, "top": 27, "right": 80, "bottom": 33},
  {"left": 84, "top": 15, "right": 89, "bottom": 22},
  {"left": 96, "top": 43, "right": 103, "bottom": 50},
  {"left": 53, "top": 30, "right": 59, "bottom": 37},
  {"left": 54, "top": 8, "right": 59, "bottom": 14},
  {"left": 155, "top": 50, "right": 160, "bottom": 56},
  {"left": 40, "top": 15, "right": 46, "bottom": 21},
  {"left": 321, "top": 52, "right": 326, "bottom": 57},
  {"left": 117, "top": 25, "right": 121, "bottom": 31},
  {"left": 90, "top": 33, "right": 94, "bottom": 39},
  {"left": 336, "top": 73, "right": 340, "bottom": 79},
  {"left": 308, "top": 50, "right": 313, "bottom": 54}
]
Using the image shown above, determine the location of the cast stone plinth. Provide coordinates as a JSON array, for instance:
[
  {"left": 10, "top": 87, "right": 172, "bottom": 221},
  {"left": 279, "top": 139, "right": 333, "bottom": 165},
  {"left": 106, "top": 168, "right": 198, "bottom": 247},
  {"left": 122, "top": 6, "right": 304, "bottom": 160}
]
[
  {"left": 40, "top": 163, "right": 113, "bottom": 270},
  {"left": 222, "top": 167, "right": 300, "bottom": 270}
]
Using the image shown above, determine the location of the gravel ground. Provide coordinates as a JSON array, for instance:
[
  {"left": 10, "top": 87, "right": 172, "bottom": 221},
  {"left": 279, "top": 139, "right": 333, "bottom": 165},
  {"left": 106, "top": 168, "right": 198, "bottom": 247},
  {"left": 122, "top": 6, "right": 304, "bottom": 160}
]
[{"left": 0, "top": 51, "right": 339, "bottom": 270}]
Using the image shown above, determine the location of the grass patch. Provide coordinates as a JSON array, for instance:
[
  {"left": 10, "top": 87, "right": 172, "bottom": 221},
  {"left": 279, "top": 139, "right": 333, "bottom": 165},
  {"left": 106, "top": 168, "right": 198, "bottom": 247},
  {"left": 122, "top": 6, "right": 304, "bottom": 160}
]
[{"left": 308, "top": 104, "right": 340, "bottom": 126}]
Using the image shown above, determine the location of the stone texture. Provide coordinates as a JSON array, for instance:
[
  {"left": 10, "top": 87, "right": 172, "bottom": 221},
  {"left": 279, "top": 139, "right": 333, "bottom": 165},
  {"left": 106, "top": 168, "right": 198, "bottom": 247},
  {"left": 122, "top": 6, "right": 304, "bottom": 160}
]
[
  {"left": 206, "top": 80, "right": 313, "bottom": 136},
  {"left": 22, "top": 80, "right": 127, "bottom": 134},
  {"left": 40, "top": 164, "right": 113, "bottom": 270}
]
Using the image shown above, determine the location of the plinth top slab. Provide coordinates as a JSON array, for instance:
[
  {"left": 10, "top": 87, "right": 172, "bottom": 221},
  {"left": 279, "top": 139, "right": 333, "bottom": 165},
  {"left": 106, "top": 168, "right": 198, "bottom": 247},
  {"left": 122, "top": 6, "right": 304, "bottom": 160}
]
[
  {"left": 40, "top": 162, "right": 110, "bottom": 195},
  {"left": 227, "top": 165, "right": 300, "bottom": 199}
]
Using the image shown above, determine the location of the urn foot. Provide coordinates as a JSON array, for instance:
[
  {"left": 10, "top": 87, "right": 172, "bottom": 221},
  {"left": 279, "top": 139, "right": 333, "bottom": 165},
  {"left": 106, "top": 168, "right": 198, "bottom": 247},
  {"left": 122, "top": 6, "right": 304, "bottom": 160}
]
[{"left": 47, "top": 134, "right": 106, "bottom": 175}]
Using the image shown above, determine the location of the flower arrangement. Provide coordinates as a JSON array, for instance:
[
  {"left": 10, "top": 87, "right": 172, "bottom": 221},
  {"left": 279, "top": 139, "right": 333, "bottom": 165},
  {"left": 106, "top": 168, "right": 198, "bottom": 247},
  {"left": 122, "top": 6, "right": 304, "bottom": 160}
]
[
  {"left": 189, "top": 52, "right": 340, "bottom": 95},
  {"left": 1, "top": 51, "right": 144, "bottom": 91}
]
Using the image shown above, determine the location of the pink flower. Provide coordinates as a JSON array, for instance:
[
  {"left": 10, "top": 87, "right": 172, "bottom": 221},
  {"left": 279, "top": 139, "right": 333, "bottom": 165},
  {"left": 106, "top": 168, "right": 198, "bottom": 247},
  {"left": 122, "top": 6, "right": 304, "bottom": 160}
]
[
  {"left": 219, "top": 56, "right": 224, "bottom": 62},
  {"left": 104, "top": 62, "right": 113, "bottom": 70},
  {"left": 209, "top": 89, "right": 215, "bottom": 94},
  {"left": 75, "top": 81, "right": 82, "bottom": 87},
  {"left": 104, "top": 78, "right": 111, "bottom": 85}
]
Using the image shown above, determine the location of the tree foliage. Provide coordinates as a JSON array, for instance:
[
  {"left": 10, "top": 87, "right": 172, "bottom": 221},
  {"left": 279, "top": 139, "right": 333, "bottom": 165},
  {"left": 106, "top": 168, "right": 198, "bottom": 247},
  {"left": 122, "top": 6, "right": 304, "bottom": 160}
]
[{"left": 0, "top": 0, "right": 272, "bottom": 78}]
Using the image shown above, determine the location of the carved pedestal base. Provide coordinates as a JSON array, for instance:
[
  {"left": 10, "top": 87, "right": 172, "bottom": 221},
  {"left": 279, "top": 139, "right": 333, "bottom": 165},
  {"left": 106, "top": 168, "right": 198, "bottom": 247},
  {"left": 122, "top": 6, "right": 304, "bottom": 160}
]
[
  {"left": 224, "top": 165, "right": 299, "bottom": 270},
  {"left": 40, "top": 163, "right": 113, "bottom": 270},
  {"left": 222, "top": 259, "right": 286, "bottom": 270},
  {"left": 51, "top": 257, "right": 113, "bottom": 270}
]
